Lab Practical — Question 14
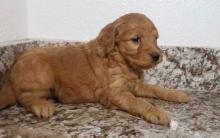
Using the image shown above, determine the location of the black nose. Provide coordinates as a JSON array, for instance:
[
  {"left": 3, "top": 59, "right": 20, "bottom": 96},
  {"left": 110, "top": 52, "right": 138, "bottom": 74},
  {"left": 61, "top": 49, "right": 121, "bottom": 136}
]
[{"left": 151, "top": 52, "right": 160, "bottom": 62}]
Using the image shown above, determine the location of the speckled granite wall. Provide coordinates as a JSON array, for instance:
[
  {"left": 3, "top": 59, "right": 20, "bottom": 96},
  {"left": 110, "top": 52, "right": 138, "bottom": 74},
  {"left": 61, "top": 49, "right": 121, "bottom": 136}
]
[
  {"left": 145, "top": 47, "right": 220, "bottom": 91},
  {"left": 1, "top": 40, "right": 220, "bottom": 91}
]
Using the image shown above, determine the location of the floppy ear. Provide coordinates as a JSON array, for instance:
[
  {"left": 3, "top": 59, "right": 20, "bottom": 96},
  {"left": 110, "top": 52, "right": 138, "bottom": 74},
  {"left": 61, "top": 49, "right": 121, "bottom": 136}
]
[{"left": 97, "top": 23, "right": 116, "bottom": 54}]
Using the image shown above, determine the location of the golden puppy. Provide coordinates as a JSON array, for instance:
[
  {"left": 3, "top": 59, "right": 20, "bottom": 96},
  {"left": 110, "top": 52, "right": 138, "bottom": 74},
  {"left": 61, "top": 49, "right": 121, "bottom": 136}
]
[{"left": 0, "top": 13, "right": 189, "bottom": 126}]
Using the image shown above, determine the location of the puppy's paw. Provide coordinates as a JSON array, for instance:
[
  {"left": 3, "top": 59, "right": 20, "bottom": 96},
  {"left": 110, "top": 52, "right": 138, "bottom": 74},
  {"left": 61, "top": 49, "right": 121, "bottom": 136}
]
[
  {"left": 31, "top": 101, "right": 54, "bottom": 118},
  {"left": 170, "top": 90, "right": 190, "bottom": 103},
  {"left": 146, "top": 107, "right": 171, "bottom": 126}
]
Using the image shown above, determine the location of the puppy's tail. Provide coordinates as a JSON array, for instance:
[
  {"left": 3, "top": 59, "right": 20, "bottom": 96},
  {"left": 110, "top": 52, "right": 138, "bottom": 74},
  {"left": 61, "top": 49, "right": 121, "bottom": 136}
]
[{"left": 0, "top": 79, "right": 16, "bottom": 110}]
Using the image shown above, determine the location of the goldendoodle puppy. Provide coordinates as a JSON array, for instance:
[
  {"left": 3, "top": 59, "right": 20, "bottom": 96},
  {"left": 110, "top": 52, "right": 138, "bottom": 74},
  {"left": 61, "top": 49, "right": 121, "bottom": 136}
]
[{"left": 0, "top": 13, "right": 189, "bottom": 126}]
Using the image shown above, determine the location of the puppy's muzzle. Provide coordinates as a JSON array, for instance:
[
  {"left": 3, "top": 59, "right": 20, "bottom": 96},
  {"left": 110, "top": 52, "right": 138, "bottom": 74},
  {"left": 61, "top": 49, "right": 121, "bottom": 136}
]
[{"left": 151, "top": 52, "right": 160, "bottom": 62}]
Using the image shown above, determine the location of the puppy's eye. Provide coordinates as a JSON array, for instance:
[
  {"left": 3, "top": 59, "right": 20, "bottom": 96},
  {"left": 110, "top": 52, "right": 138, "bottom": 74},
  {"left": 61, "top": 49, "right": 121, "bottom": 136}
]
[{"left": 131, "top": 36, "right": 140, "bottom": 44}]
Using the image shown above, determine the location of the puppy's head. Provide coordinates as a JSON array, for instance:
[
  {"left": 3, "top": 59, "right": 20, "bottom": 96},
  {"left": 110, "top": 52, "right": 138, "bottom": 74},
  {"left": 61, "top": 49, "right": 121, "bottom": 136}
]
[{"left": 97, "top": 13, "right": 162, "bottom": 69}]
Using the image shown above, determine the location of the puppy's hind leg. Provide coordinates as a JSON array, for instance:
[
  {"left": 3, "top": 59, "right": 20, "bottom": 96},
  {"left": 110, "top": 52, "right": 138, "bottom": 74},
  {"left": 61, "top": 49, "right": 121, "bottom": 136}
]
[
  {"left": 11, "top": 58, "right": 56, "bottom": 118},
  {"left": 17, "top": 90, "right": 54, "bottom": 118}
]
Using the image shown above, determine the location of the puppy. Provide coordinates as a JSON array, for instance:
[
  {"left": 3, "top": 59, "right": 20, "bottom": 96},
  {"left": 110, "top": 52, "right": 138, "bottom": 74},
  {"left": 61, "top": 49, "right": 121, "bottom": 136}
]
[{"left": 0, "top": 13, "right": 189, "bottom": 126}]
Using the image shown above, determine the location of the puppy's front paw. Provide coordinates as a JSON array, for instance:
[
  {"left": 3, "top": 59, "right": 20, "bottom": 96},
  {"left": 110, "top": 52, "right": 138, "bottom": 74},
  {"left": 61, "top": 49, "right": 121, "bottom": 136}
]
[
  {"left": 170, "top": 90, "right": 190, "bottom": 103},
  {"left": 31, "top": 101, "right": 54, "bottom": 118},
  {"left": 145, "top": 107, "right": 171, "bottom": 126}
]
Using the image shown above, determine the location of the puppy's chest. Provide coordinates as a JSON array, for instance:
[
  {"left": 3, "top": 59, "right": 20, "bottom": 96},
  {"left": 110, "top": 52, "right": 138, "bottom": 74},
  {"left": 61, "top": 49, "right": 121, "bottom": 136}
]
[{"left": 108, "top": 66, "right": 138, "bottom": 91}]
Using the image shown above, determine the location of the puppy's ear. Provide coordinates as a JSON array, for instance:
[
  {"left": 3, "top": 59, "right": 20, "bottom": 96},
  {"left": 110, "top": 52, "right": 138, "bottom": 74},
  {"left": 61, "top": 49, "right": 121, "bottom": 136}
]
[{"left": 97, "top": 23, "right": 116, "bottom": 54}]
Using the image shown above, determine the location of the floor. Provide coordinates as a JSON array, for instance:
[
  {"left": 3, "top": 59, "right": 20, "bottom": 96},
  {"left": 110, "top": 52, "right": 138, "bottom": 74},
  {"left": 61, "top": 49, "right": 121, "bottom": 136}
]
[{"left": 0, "top": 90, "right": 219, "bottom": 138}]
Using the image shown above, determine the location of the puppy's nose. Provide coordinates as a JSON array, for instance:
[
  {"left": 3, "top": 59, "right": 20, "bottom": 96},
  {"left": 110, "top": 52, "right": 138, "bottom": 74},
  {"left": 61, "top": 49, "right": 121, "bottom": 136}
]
[{"left": 151, "top": 52, "right": 160, "bottom": 62}]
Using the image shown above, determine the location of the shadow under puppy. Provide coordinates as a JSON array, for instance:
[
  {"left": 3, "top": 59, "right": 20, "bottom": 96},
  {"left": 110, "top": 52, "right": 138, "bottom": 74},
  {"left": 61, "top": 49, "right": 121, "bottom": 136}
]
[{"left": 0, "top": 13, "right": 189, "bottom": 126}]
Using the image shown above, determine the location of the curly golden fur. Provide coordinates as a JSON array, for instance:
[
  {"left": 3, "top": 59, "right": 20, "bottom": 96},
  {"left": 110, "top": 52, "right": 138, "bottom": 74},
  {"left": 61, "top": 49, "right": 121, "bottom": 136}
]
[{"left": 0, "top": 13, "right": 189, "bottom": 126}]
